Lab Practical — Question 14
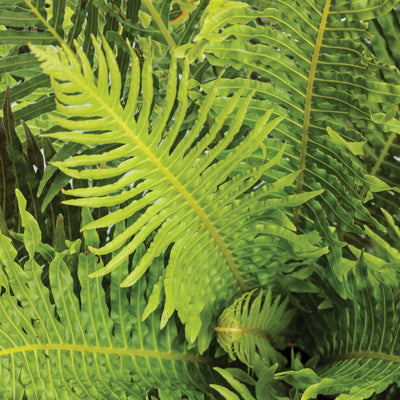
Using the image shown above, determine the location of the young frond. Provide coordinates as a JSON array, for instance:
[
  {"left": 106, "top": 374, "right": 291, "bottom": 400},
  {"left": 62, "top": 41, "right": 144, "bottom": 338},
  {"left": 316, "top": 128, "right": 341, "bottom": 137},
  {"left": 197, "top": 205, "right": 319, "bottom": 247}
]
[{"left": 216, "top": 290, "right": 294, "bottom": 368}]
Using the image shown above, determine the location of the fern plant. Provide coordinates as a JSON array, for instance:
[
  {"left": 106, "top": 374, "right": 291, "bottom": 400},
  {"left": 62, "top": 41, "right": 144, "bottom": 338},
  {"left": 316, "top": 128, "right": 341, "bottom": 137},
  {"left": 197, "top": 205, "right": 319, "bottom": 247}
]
[{"left": 1, "top": 0, "right": 400, "bottom": 399}]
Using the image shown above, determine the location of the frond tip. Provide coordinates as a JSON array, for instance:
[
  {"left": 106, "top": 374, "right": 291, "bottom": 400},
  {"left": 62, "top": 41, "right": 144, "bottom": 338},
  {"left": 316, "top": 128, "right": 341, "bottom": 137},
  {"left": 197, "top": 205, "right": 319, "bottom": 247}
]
[{"left": 215, "top": 290, "right": 294, "bottom": 368}]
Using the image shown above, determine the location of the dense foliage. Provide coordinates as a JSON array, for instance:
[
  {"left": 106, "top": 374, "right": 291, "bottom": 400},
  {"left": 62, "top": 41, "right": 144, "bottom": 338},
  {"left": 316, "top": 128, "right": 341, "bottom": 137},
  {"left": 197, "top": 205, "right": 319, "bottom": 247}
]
[{"left": 1, "top": 0, "right": 400, "bottom": 398}]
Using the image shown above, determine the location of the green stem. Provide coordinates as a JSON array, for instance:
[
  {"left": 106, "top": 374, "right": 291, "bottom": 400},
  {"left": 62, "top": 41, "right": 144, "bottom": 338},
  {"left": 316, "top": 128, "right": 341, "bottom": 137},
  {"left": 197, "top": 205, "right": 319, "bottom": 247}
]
[
  {"left": 141, "top": 0, "right": 177, "bottom": 50},
  {"left": 0, "top": 343, "right": 213, "bottom": 365},
  {"left": 24, "top": 0, "right": 65, "bottom": 45},
  {"left": 141, "top": 0, "right": 187, "bottom": 72}
]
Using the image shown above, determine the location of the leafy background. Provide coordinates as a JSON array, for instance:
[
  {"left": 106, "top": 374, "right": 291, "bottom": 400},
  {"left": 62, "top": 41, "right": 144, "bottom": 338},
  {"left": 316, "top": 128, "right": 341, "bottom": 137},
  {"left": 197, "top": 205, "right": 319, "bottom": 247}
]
[{"left": 0, "top": 0, "right": 400, "bottom": 399}]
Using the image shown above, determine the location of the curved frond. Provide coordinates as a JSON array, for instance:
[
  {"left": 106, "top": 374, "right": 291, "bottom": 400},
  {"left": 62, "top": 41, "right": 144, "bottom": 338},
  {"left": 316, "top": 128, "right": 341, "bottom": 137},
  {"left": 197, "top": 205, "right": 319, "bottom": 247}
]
[
  {"left": 216, "top": 290, "right": 294, "bottom": 368},
  {"left": 211, "top": 367, "right": 256, "bottom": 400},
  {"left": 193, "top": 0, "right": 400, "bottom": 266},
  {"left": 0, "top": 190, "right": 213, "bottom": 398},
  {"left": 277, "top": 252, "right": 400, "bottom": 399},
  {"left": 211, "top": 362, "right": 290, "bottom": 400}
]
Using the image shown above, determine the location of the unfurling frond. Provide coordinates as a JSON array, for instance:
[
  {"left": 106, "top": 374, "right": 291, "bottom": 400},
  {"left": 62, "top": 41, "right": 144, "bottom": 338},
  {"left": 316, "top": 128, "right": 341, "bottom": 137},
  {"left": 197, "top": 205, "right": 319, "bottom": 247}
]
[{"left": 216, "top": 290, "right": 294, "bottom": 368}]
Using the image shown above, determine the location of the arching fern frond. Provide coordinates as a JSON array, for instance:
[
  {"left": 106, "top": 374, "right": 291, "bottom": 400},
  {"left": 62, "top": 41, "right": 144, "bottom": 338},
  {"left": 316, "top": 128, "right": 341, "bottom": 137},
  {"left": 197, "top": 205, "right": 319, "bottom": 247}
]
[
  {"left": 277, "top": 252, "right": 400, "bottom": 399},
  {"left": 34, "top": 36, "right": 327, "bottom": 347},
  {"left": 216, "top": 290, "right": 294, "bottom": 368},
  {"left": 192, "top": 0, "right": 400, "bottom": 275},
  {"left": 0, "top": 190, "right": 214, "bottom": 399}
]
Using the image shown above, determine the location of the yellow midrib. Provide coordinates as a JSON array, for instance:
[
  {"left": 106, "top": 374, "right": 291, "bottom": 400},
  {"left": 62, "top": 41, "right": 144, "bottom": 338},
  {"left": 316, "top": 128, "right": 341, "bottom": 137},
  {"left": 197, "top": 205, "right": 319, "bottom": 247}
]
[
  {"left": 0, "top": 343, "right": 210, "bottom": 364},
  {"left": 294, "top": 0, "right": 331, "bottom": 222}
]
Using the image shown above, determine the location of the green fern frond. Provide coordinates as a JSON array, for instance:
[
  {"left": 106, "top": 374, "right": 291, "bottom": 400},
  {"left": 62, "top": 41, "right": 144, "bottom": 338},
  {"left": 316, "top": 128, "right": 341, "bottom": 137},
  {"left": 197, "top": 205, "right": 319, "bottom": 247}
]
[
  {"left": 211, "top": 362, "right": 292, "bottom": 400},
  {"left": 33, "top": 36, "right": 327, "bottom": 347},
  {"left": 0, "top": 0, "right": 90, "bottom": 124},
  {"left": 277, "top": 252, "right": 400, "bottom": 400},
  {"left": 0, "top": 190, "right": 214, "bottom": 399},
  {"left": 216, "top": 290, "right": 294, "bottom": 368},
  {"left": 364, "top": 7, "right": 400, "bottom": 224},
  {"left": 211, "top": 367, "right": 256, "bottom": 400},
  {"left": 192, "top": 0, "right": 400, "bottom": 250}
]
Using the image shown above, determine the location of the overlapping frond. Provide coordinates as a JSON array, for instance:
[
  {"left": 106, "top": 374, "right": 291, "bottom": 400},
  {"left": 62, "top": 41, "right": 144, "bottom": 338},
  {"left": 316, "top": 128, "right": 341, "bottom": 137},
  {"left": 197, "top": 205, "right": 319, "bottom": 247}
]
[
  {"left": 276, "top": 253, "right": 400, "bottom": 399},
  {"left": 34, "top": 36, "right": 327, "bottom": 348},
  {"left": 0, "top": 0, "right": 145, "bottom": 131},
  {"left": 210, "top": 362, "right": 294, "bottom": 400},
  {"left": 0, "top": 0, "right": 96, "bottom": 123},
  {"left": 0, "top": 190, "right": 213, "bottom": 399},
  {"left": 0, "top": 87, "right": 81, "bottom": 243},
  {"left": 364, "top": 6, "right": 400, "bottom": 222},
  {"left": 191, "top": 0, "right": 400, "bottom": 272}
]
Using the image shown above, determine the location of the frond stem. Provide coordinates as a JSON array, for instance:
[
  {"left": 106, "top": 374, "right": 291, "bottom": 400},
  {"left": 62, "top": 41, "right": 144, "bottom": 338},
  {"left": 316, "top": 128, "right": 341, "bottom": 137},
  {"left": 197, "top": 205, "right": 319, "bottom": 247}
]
[
  {"left": 294, "top": 0, "right": 330, "bottom": 226},
  {"left": 141, "top": 0, "right": 176, "bottom": 51},
  {"left": 215, "top": 325, "right": 273, "bottom": 342},
  {"left": 23, "top": 0, "right": 65, "bottom": 45},
  {"left": 140, "top": 0, "right": 186, "bottom": 76}
]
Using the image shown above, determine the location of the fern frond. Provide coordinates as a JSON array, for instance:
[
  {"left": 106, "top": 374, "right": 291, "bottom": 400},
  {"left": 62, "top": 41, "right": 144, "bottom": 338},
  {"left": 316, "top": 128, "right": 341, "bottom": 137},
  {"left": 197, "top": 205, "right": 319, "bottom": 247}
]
[
  {"left": 0, "top": 0, "right": 89, "bottom": 123},
  {"left": 362, "top": 7, "right": 400, "bottom": 225},
  {"left": 211, "top": 362, "right": 291, "bottom": 400},
  {"left": 0, "top": 88, "right": 80, "bottom": 243},
  {"left": 34, "top": 36, "right": 327, "bottom": 347},
  {"left": 0, "top": 190, "right": 214, "bottom": 398},
  {"left": 216, "top": 290, "right": 294, "bottom": 368},
  {"left": 211, "top": 367, "right": 256, "bottom": 400},
  {"left": 277, "top": 252, "right": 400, "bottom": 400},
  {"left": 193, "top": 0, "right": 400, "bottom": 259}
]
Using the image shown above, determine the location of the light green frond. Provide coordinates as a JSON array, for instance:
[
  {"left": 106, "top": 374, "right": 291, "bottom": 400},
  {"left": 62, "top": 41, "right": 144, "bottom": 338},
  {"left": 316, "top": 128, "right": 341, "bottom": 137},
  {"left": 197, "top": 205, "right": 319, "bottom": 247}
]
[
  {"left": 211, "top": 362, "right": 292, "bottom": 400},
  {"left": 34, "top": 36, "right": 327, "bottom": 346},
  {"left": 0, "top": 190, "right": 214, "bottom": 398},
  {"left": 211, "top": 367, "right": 257, "bottom": 400}
]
